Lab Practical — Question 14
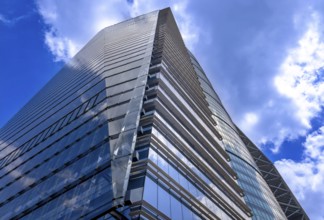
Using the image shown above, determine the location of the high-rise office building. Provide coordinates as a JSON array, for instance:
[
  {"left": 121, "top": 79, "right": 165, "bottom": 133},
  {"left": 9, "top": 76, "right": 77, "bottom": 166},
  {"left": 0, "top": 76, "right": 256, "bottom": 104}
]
[{"left": 0, "top": 8, "right": 308, "bottom": 220}]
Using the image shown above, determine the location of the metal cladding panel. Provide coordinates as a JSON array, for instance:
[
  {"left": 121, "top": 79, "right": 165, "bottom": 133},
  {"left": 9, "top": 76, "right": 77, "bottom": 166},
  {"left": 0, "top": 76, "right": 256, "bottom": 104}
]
[{"left": 0, "top": 11, "right": 158, "bottom": 219}]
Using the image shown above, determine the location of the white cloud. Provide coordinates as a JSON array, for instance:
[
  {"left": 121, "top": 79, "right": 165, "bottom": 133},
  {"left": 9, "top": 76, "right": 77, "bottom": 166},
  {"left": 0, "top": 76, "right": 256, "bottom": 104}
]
[
  {"left": 0, "top": 12, "right": 33, "bottom": 26},
  {"left": 274, "top": 12, "right": 324, "bottom": 129},
  {"left": 44, "top": 28, "right": 80, "bottom": 62},
  {"left": 36, "top": 0, "right": 200, "bottom": 62},
  {"left": 0, "top": 14, "right": 10, "bottom": 25},
  {"left": 275, "top": 126, "right": 324, "bottom": 220},
  {"left": 234, "top": 10, "right": 324, "bottom": 153},
  {"left": 239, "top": 112, "right": 259, "bottom": 133},
  {"left": 36, "top": 0, "right": 130, "bottom": 62},
  {"left": 304, "top": 126, "right": 324, "bottom": 158},
  {"left": 129, "top": 0, "right": 162, "bottom": 16}
]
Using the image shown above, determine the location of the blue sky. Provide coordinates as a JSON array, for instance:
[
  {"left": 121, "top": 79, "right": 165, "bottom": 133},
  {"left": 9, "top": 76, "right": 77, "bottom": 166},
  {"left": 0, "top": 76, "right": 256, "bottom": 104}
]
[{"left": 1, "top": 1, "right": 324, "bottom": 219}]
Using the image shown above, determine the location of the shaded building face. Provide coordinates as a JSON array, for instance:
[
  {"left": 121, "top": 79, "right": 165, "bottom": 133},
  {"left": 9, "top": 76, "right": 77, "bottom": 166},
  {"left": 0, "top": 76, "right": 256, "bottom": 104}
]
[{"left": 0, "top": 8, "right": 307, "bottom": 220}]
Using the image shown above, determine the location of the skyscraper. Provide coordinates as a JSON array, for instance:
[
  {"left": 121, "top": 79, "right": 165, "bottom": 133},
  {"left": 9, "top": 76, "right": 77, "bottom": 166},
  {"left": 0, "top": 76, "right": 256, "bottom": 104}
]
[{"left": 0, "top": 8, "right": 308, "bottom": 220}]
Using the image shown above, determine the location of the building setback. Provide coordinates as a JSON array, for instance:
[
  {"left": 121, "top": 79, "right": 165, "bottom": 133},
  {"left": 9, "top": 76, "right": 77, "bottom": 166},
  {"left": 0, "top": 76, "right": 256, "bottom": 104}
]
[{"left": 0, "top": 8, "right": 308, "bottom": 220}]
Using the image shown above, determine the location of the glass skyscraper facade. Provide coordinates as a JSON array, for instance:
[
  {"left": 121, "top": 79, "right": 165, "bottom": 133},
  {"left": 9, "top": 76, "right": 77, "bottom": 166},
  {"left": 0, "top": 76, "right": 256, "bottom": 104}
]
[{"left": 0, "top": 8, "right": 308, "bottom": 220}]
